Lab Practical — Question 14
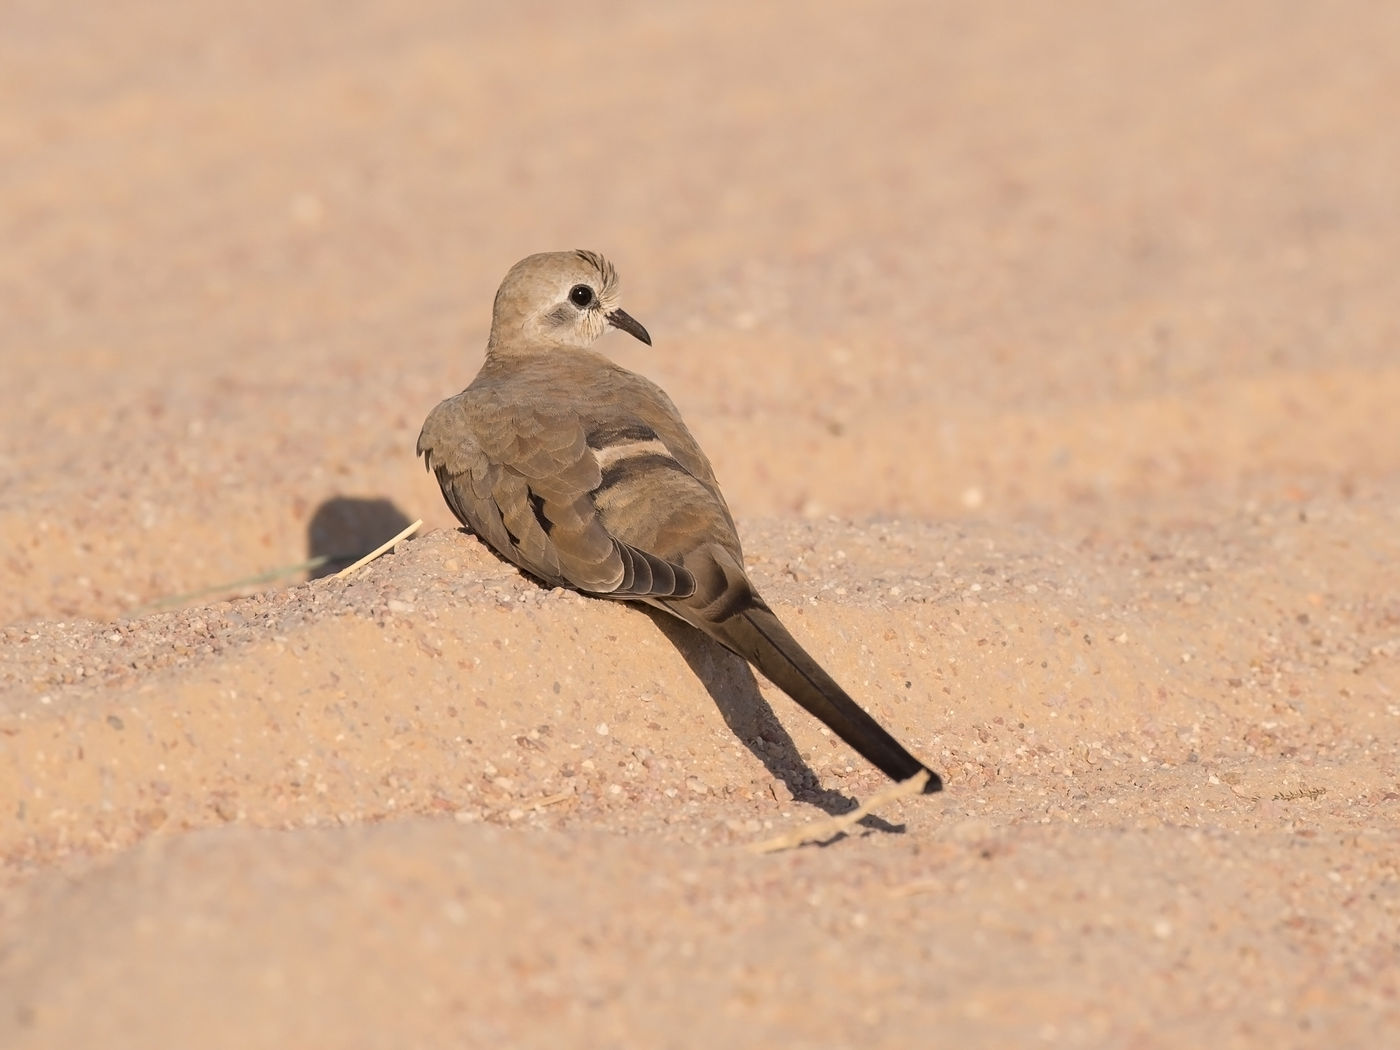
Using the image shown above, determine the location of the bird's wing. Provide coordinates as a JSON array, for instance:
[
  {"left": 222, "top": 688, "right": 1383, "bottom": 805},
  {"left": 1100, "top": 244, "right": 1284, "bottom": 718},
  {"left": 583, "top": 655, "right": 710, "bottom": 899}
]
[{"left": 418, "top": 390, "right": 696, "bottom": 599}]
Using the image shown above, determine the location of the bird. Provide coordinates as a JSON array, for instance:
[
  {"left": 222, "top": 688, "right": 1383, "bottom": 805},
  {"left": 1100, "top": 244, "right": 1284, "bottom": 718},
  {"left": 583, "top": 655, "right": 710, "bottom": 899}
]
[{"left": 418, "top": 250, "right": 941, "bottom": 794}]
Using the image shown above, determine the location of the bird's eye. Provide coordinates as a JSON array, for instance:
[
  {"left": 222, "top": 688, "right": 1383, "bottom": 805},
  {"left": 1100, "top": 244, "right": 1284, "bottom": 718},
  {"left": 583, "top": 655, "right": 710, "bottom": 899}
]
[{"left": 569, "top": 284, "right": 595, "bottom": 308}]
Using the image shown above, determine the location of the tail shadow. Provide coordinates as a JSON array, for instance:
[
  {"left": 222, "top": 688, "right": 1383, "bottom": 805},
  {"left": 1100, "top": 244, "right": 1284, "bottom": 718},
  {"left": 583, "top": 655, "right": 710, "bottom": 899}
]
[
  {"left": 306, "top": 496, "right": 415, "bottom": 579},
  {"left": 642, "top": 609, "right": 905, "bottom": 834}
]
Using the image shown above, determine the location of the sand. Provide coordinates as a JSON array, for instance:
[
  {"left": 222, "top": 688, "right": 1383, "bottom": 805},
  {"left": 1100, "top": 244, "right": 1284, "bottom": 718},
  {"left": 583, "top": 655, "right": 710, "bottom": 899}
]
[{"left": 2, "top": 1, "right": 1398, "bottom": 1046}]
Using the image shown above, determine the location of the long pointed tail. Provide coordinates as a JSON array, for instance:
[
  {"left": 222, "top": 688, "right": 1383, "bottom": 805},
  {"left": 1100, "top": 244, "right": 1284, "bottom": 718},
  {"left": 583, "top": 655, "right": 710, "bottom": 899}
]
[{"left": 700, "top": 603, "right": 943, "bottom": 792}]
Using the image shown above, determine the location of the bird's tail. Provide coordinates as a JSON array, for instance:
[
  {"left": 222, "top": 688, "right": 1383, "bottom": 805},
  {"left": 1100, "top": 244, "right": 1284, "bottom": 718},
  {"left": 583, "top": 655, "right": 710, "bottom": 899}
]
[{"left": 699, "top": 602, "right": 943, "bottom": 792}]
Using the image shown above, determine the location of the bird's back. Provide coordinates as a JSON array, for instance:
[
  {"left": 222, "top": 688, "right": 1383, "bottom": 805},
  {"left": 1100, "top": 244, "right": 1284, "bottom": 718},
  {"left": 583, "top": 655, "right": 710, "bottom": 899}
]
[{"left": 419, "top": 347, "right": 742, "bottom": 587}]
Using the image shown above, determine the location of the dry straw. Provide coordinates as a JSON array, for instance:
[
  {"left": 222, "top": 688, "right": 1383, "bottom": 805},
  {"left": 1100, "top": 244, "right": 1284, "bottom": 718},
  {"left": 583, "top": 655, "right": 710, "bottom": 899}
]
[
  {"left": 746, "top": 769, "right": 933, "bottom": 854},
  {"left": 334, "top": 518, "right": 422, "bottom": 578}
]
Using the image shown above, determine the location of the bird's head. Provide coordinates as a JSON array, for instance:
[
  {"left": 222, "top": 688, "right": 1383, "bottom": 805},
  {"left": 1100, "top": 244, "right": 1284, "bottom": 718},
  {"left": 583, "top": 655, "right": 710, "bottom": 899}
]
[{"left": 487, "top": 250, "right": 651, "bottom": 354}]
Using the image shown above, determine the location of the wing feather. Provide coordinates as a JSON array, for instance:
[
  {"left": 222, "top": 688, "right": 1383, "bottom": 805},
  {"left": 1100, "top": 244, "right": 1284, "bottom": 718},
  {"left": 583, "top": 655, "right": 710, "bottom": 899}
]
[{"left": 419, "top": 391, "right": 694, "bottom": 599}]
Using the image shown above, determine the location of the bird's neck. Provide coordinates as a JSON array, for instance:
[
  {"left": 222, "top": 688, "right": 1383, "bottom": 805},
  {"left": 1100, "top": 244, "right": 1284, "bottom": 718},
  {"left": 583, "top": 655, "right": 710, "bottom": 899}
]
[{"left": 484, "top": 341, "right": 613, "bottom": 370}]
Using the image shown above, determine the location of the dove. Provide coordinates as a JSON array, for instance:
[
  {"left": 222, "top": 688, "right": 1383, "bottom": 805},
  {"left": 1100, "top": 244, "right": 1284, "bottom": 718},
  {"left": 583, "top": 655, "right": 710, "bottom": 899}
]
[{"left": 418, "top": 250, "right": 941, "bottom": 793}]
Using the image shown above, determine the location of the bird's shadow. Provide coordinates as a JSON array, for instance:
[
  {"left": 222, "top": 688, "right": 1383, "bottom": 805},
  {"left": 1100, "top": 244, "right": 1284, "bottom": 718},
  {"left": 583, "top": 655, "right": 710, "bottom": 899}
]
[
  {"left": 438, "top": 528, "right": 903, "bottom": 837},
  {"left": 306, "top": 496, "right": 416, "bottom": 579},
  {"left": 642, "top": 610, "right": 904, "bottom": 835}
]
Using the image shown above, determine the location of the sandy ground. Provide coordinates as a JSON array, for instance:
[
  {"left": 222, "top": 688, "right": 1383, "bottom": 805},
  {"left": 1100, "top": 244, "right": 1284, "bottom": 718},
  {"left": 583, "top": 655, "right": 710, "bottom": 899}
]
[{"left": 3, "top": 1, "right": 1399, "bottom": 1046}]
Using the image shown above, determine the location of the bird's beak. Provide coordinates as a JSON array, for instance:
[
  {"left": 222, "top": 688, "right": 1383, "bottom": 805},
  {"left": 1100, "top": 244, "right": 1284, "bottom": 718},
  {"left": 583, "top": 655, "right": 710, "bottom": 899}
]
[{"left": 606, "top": 308, "right": 652, "bottom": 346}]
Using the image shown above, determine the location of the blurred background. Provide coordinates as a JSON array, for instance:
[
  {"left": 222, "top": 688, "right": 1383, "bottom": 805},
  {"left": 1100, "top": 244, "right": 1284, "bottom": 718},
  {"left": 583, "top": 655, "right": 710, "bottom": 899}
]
[{"left": 3, "top": 0, "right": 1398, "bottom": 622}]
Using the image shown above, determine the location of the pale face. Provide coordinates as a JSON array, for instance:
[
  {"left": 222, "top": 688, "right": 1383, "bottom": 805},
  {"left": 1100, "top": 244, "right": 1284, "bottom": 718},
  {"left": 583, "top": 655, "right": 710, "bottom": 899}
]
[{"left": 489, "top": 250, "right": 650, "bottom": 352}]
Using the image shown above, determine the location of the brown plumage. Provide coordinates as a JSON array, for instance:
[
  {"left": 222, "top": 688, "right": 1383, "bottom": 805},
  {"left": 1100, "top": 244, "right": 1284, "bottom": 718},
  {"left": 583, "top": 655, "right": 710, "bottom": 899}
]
[{"left": 419, "top": 250, "right": 941, "bottom": 792}]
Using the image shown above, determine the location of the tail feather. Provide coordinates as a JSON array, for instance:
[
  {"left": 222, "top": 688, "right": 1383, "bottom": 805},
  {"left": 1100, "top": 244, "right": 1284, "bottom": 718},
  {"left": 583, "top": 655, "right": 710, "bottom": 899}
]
[{"left": 698, "top": 603, "right": 943, "bottom": 792}]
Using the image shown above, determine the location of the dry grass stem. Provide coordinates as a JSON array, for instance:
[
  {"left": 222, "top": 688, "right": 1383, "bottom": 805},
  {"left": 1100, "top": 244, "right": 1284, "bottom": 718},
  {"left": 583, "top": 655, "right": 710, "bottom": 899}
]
[
  {"left": 746, "top": 770, "right": 932, "bottom": 854},
  {"left": 334, "top": 519, "right": 423, "bottom": 579}
]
